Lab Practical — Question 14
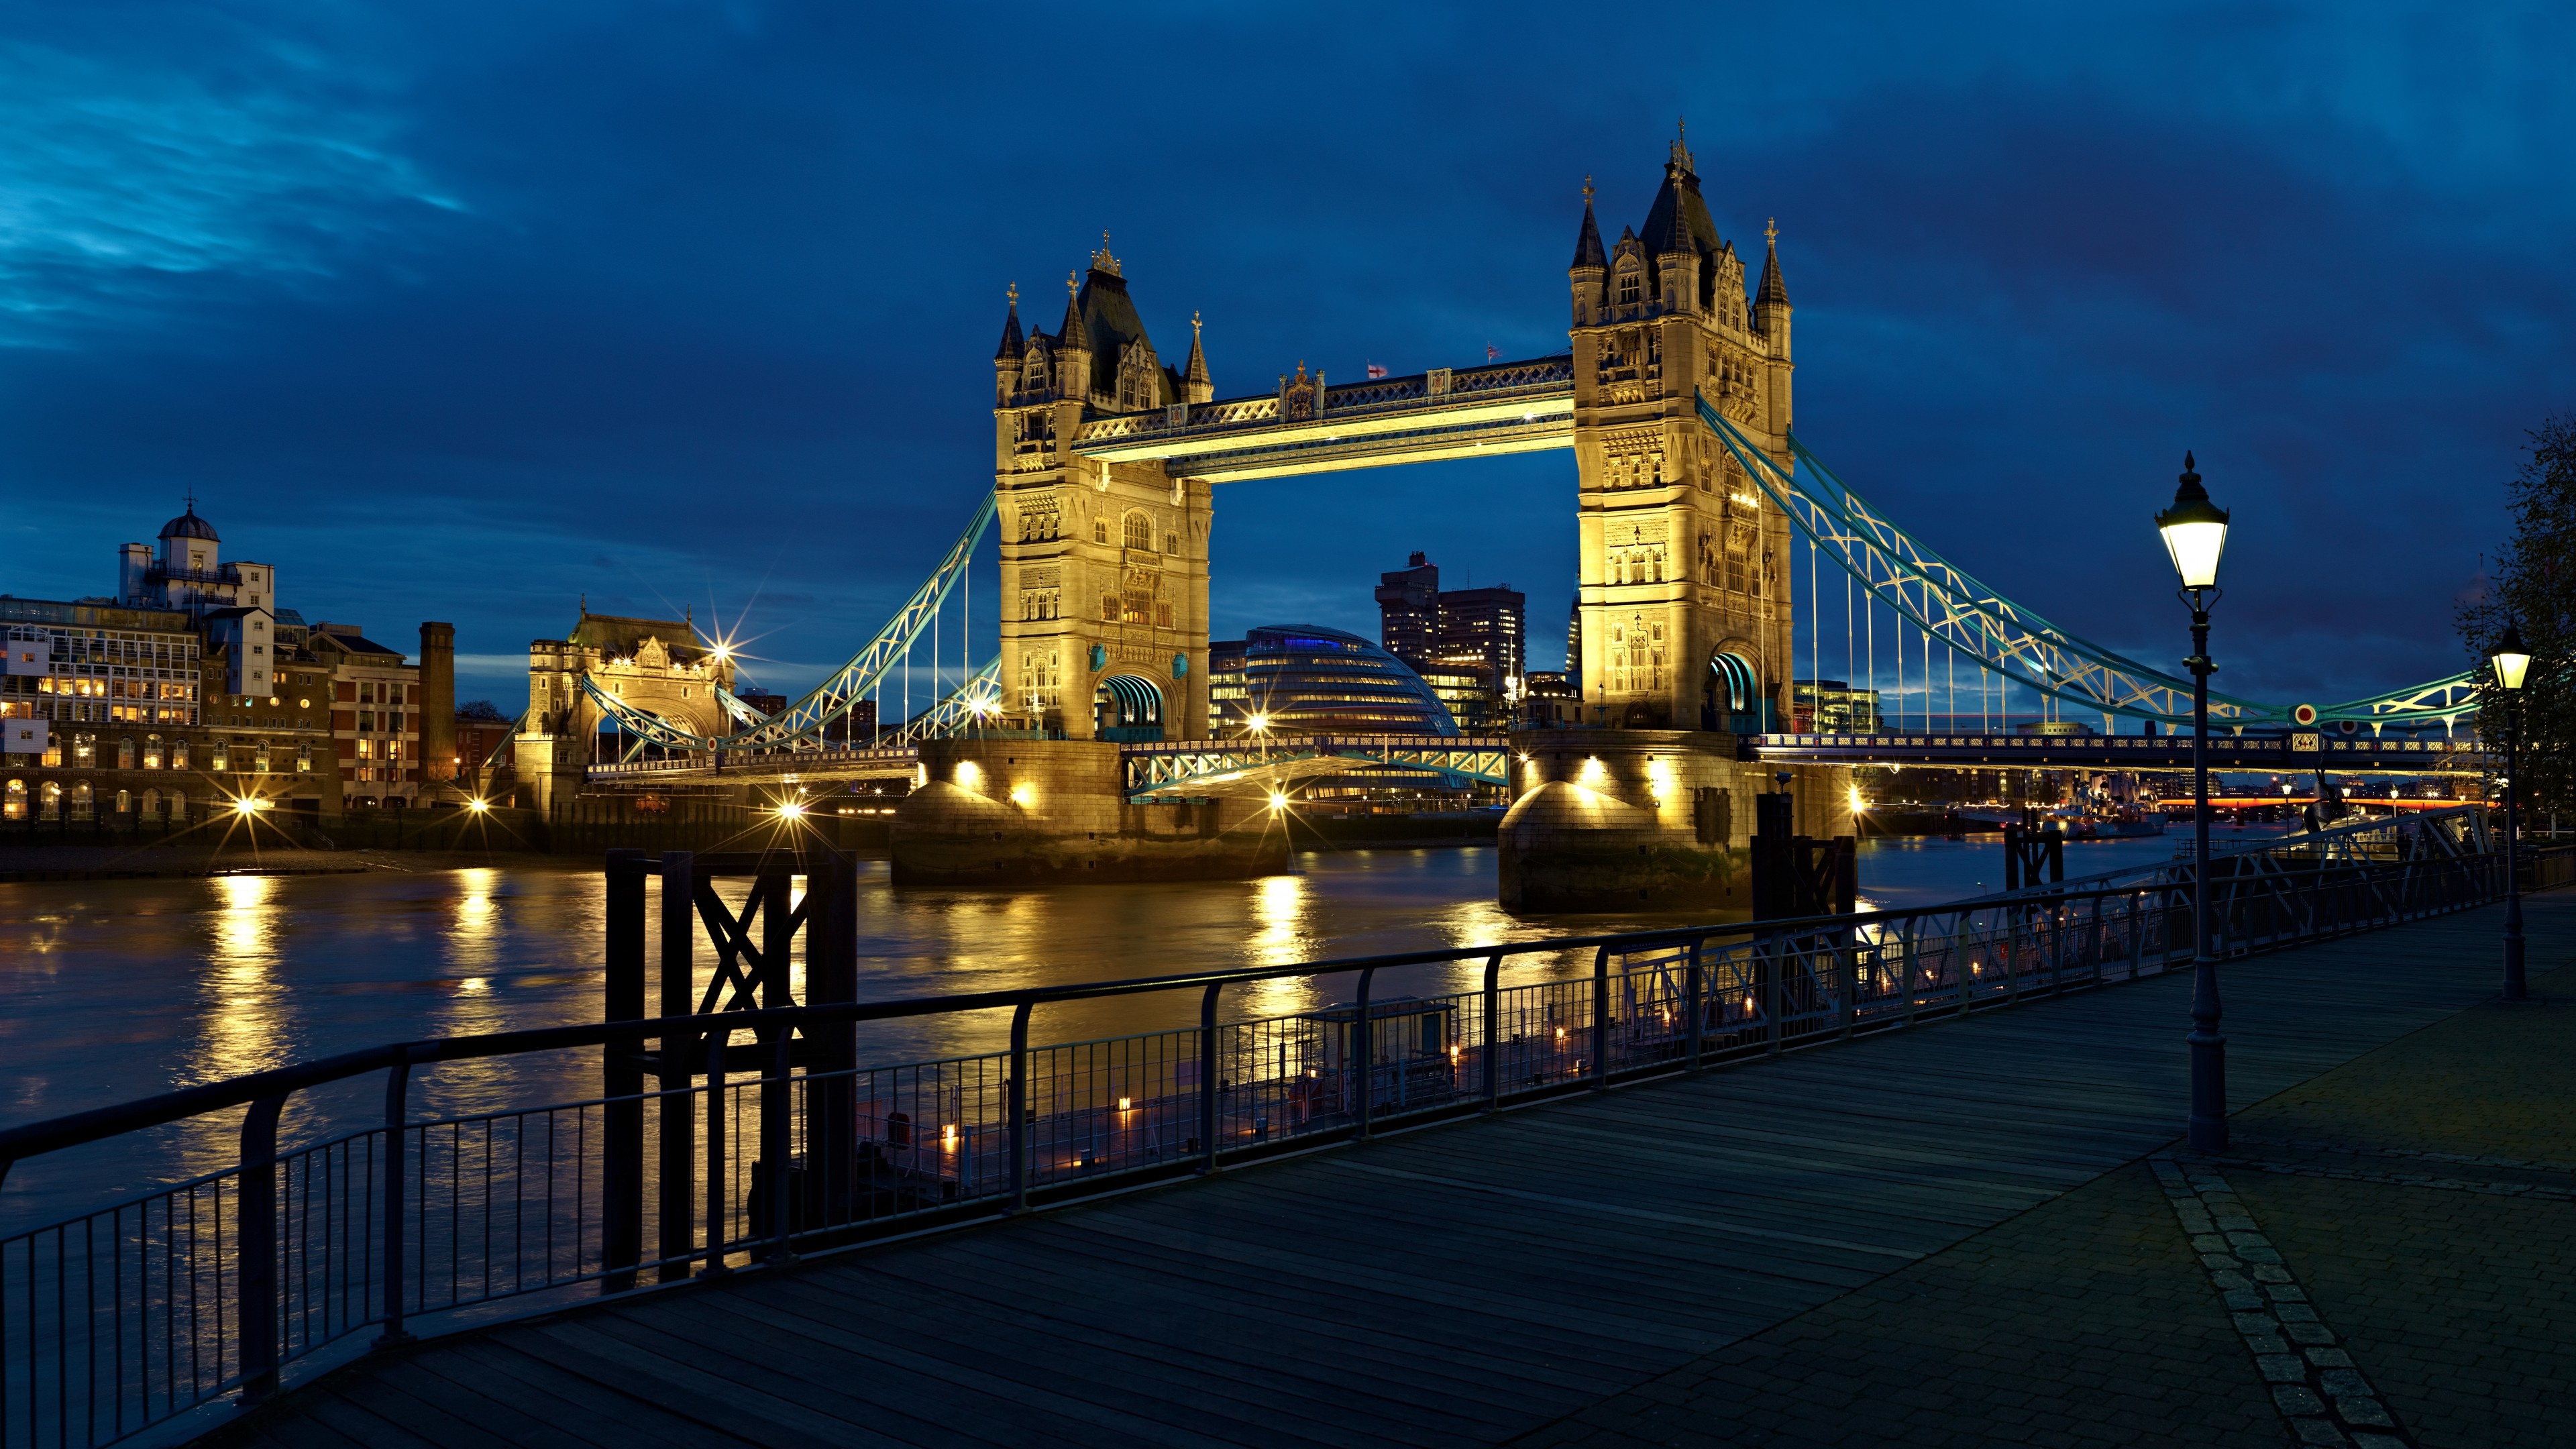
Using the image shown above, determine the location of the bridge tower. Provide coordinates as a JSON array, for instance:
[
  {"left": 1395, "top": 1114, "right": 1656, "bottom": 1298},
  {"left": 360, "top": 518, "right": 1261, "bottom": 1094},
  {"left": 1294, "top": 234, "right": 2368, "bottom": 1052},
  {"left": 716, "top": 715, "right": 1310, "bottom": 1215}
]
[
  {"left": 1569, "top": 127, "right": 1795, "bottom": 731},
  {"left": 991, "top": 239, "right": 1213, "bottom": 741}
]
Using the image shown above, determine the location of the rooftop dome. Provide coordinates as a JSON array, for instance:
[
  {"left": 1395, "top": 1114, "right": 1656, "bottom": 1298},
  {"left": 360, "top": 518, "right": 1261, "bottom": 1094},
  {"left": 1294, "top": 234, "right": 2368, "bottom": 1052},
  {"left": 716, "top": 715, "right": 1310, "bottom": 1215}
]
[{"left": 158, "top": 507, "right": 219, "bottom": 543}]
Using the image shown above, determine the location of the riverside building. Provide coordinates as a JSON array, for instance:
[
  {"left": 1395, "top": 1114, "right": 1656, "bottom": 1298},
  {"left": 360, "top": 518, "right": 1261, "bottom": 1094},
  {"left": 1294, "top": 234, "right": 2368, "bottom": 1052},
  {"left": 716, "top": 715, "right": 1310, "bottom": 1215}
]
[{"left": 1, "top": 504, "right": 453, "bottom": 822}]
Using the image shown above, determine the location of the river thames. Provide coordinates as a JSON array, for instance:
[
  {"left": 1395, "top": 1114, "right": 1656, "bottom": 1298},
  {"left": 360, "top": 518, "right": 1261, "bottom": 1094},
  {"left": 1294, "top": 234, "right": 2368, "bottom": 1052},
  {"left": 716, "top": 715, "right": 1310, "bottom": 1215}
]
[{"left": 0, "top": 829, "right": 2260, "bottom": 1227}]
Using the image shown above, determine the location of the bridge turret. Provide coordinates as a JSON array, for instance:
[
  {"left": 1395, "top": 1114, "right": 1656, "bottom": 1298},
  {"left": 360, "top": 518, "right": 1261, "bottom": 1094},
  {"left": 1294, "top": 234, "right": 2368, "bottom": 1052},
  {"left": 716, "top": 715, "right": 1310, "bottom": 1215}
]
[
  {"left": 993, "top": 284, "right": 1026, "bottom": 407},
  {"left": 1054, "top": 269, "right": 1090, "bottom": 404},
  {"left": 1569, "top": 179, "right": 1607, "bottom": 327},
  {"left": 1756, "top": 220, "right": 1792, "bottom": 362}
]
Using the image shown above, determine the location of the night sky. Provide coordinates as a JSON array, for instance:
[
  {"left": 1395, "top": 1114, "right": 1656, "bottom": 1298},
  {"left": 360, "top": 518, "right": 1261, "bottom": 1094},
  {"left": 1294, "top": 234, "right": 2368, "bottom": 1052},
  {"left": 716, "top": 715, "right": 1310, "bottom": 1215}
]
[{"left": 4, "top": 4, "right": 2570, "bottom": 716}]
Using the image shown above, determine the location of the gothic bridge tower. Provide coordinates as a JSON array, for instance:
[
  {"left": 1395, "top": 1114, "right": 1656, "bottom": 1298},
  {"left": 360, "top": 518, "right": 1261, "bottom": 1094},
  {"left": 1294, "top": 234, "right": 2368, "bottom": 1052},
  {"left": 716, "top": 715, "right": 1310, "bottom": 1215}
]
[
  {"left": 1569, "top": 127, "right": 1795, "bottom": 731},
  {"left": 990, "top": 237, "right": 1215, "bottom": 740}
]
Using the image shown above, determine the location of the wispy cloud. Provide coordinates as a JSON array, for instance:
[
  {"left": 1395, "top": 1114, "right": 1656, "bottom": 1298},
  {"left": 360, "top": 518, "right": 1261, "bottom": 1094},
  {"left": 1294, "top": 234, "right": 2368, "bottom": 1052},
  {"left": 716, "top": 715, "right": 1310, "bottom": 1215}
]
[{"left": 0, "top": 36, "right": 460, "bottom": 341}]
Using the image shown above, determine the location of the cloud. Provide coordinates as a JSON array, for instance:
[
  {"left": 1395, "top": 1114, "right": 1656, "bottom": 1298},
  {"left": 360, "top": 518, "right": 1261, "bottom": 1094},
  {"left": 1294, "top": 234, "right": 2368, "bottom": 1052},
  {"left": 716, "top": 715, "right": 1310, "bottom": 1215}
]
[{"left": 0, "top": 32, "right": 461, "bottom": 342}]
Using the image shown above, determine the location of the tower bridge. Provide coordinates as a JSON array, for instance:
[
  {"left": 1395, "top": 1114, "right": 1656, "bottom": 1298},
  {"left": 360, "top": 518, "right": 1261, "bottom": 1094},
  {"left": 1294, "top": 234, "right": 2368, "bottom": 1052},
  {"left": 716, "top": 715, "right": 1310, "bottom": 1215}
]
[{"left": 557, "top": 126, "right": 2485, "bottom": 908}]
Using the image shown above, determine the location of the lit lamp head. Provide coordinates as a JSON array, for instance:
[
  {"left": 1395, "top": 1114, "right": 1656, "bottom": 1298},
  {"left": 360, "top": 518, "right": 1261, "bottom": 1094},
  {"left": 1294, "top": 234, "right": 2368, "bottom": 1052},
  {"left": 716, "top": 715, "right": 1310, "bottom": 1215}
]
[
  {"left": 466, "top": 797, "right": 490, "bottom": 814},
  {"left": 2491, "top": 622, "right": 2530, "bottom": 692},
  {"left": 2154, "top": 451, "right": 2230, "bottom": 592},
  {"left": 1247, "top": 712, "right": 1269, "bottom": 735}
]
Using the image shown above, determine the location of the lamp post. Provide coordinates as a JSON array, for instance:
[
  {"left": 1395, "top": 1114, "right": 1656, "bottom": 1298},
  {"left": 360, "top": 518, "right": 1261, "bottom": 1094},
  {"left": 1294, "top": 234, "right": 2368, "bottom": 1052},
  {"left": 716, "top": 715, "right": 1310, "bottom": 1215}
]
[
  {"left": 2157, "top": 452, "right": 2231, "bottom": 1153},
  {"left": 2492, "top": 623, "right": 2530, "bottom": 1001}
]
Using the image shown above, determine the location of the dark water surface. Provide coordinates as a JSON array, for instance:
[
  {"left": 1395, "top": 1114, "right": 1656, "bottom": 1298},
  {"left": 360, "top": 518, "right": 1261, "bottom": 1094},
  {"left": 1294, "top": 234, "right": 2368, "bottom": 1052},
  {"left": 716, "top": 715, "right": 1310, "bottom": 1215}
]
[{"left": 0, "top": 828, "right": 2287, "bottom": 1228}]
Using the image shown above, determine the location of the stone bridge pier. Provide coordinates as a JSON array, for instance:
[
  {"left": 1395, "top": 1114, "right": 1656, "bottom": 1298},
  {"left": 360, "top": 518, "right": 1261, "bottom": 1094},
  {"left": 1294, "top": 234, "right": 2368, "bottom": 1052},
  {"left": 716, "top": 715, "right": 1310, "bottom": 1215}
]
[
  {"left": 1499, "top": 729, "right": 1851, "bottom": 912},
  {"left": 892, "top": 737, "right": 1286, "bottom": 885}
]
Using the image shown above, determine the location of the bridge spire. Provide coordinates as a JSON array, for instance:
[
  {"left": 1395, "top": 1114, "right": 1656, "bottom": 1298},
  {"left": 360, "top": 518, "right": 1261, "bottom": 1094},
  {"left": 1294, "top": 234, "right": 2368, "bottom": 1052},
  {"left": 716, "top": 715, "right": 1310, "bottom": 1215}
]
[
  {"left": 993, "top": 282, "right": 1026, "bottom": 361},
  {"left": 1757, "top": 218, "right": 1790, "bottom": 309},
  {"left": 1182, "top": 309, "right": 1213, "bottom": 404},
  {"left": 1570, "top": 176, "right": 1607, "bottom": 272}
]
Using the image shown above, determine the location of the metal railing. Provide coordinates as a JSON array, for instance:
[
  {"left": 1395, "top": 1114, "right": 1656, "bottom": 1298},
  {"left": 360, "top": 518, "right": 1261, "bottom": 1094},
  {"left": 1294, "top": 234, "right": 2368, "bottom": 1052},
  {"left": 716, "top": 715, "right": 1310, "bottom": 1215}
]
[{"left": 0, "top": 833, "right": 2514, "bottom": 1447}]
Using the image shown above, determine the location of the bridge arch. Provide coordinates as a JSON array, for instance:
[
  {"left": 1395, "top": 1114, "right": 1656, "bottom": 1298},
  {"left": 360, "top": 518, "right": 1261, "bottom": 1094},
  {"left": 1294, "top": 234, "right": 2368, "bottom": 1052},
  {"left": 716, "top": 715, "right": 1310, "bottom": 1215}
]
[
  {"left": 1095, "top": 674, "right": 1165, "bottom": 742},
  {"left": 1704, "top": 649, "right": 1765, "bottom": 733}
]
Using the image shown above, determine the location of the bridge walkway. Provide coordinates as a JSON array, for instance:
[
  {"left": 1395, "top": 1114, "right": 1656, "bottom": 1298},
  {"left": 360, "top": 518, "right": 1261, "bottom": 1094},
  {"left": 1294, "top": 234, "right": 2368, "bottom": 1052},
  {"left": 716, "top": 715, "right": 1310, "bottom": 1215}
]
[{"left": 206, "top": 900, "right": 2562, "bottom": 1448}]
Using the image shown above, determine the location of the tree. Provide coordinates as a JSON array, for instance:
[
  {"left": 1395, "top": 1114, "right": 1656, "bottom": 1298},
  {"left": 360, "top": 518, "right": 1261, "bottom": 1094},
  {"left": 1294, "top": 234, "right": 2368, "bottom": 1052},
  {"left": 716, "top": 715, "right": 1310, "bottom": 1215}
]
[{"left": 2458, "top": 415, "right": 2576, "bottom": 819}]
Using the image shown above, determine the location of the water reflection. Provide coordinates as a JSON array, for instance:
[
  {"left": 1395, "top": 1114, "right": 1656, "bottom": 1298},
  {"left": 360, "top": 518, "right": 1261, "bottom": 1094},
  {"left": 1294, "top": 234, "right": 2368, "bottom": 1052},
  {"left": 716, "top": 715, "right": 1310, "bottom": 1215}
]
[{"left": 197, "top": 873, "right": 287, "bottom": 1083}]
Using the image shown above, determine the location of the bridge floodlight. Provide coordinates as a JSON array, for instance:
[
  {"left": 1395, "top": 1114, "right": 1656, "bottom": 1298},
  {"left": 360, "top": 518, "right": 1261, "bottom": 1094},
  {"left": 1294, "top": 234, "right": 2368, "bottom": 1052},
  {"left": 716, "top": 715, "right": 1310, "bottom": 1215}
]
[
  {"left": 2155, "top": 453, "right": 2229, "bottom": 592},
  {"left": 2491, "top": 623, "right": 2530, "bottom": 692},
  {"left": 466, "top": 797, "right": 490, "bottom": 814}
]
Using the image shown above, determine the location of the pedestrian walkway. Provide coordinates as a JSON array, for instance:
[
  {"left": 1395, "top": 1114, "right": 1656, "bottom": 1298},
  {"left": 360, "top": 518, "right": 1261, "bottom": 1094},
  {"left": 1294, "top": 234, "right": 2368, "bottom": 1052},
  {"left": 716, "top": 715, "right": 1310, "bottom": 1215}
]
[{"left": 206, "top": 897, "right": 2572, "bottom": 1448}]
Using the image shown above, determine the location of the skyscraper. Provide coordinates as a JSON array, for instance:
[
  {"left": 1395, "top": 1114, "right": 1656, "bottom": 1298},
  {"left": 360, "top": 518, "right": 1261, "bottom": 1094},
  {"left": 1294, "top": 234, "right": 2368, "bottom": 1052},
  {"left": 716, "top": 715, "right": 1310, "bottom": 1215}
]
[
  {"left": 1374, "top": 553, "right": 1442, "bottom": 667},
  {"left": 1373, "top": 552, "right": 1526, "bottom": 684}
]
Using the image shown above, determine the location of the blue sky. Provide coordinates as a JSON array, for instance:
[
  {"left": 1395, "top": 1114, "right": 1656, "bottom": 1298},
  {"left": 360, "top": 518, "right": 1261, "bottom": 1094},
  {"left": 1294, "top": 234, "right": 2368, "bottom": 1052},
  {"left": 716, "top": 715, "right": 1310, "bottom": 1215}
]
[{"left": 3, "top": 2, "right": 2569, "bottom": 712}]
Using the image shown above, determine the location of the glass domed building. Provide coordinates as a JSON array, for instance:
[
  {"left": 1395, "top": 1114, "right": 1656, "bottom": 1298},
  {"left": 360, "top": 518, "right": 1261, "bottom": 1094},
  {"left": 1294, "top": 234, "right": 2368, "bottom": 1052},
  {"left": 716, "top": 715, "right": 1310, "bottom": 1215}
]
[{"left": 1206, "top": 625, "right": 1459, "bottom": 737}]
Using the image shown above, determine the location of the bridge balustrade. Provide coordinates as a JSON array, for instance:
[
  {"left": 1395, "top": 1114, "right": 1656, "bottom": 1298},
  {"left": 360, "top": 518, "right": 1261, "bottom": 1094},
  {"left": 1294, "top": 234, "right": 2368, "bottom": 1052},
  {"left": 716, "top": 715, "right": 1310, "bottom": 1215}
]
[{"left": 0, "top": 822, "right": 2515, "bottom": 1449}]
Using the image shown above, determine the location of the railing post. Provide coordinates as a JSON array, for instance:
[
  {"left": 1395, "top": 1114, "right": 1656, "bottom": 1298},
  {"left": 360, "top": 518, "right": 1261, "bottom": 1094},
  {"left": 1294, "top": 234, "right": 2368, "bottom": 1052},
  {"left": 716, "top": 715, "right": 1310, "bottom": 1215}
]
[
  {"left": 1684, "top": 941, "right": 1705, "bottom": 1071},
  {"left": 1591, "top": 946, "right": 1612, "bottom": 1083},
  {"left": 765, "top": 1028, "right": 794, "bottom": 1264},
  {"left": 602, "top": 849, "right": 646, "bottom": 1293},
  {"left": 1354, "top": 967, "right": 1379, "bottom": 1139},
  {"left": 1837, "top": 924, "right": 1858, "bottom": 1040},
  {"left": 1197, "top": 982, "right": 1222, "bottom": 1175},
  {"left": 1902, "top": 917, "right": 1919, "bottom": 1027},
  {"left": 656, "top": 851, "right": 696, "bottom": 1283},
  {"left": 1482, "top": 952, "right": 1503, "bottom": 1108},
  {"left": 1006, "top": 1000, "right": 1032, "bottom": 1212},
  {"left": 373, "top": 1057, "right": 413, "bottom": 1348},
  {"left": 701, "top": 1030, "right": 730, "bottom": 1278},
  {"left": 1762, "top": 934, "right": 1783, "bottom": 1057},
  {"left": 235, "top": 1092, "right": 288, "bottom": 1407}
]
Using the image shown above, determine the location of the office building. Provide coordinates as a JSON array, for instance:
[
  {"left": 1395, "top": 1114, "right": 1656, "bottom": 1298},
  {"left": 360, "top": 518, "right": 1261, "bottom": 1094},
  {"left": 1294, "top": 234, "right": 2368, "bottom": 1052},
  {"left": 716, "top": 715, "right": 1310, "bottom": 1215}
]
[
  {"left": 1792, "top": 679, "right": 1882, "bottom": 733},
  {"left": 1373, "top": 553, "right": 1526, "bottom": 729}
]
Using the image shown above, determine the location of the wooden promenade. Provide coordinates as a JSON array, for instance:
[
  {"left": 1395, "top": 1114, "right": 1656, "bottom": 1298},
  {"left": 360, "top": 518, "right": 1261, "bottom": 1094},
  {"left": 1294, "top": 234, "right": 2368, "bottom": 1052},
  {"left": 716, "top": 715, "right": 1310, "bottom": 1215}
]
[{"left": 209, "top": 900, "right": 2555, "bottom": 1448}]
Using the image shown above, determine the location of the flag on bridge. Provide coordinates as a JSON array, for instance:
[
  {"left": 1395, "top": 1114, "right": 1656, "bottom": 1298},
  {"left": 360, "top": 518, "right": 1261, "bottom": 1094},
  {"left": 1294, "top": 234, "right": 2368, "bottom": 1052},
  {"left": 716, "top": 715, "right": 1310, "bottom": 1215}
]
[
  {"left": 1365, "top": 362, "right": 1387, "bottom": 378},
  {"left": 1485, "top": 341, "right": 1499, "bottom": 361}
]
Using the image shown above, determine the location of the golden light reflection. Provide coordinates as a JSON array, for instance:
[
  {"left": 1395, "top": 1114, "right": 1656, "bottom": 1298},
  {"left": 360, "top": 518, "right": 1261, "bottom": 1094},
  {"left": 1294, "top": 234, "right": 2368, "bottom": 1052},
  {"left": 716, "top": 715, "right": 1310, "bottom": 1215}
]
[
  {"left": 446, "top": 867, "right": 500, "bottom": 971},
  {"left": 197, "top": 873, "right": 288, "bottom": 1079},
  {"left": 1243, "top": 873, "right": 1314, "bottom": 1017}
]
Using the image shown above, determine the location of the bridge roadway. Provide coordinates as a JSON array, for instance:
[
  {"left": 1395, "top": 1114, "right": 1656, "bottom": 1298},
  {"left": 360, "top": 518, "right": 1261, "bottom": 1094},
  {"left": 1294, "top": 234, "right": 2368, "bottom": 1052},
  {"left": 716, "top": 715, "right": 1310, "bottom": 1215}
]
[
  {"left": 585, "top": 735, "right": 1515, "bottom": 798},
  {"left": 1746, "top": 729, "right": 2484, "bottom": 773},
  {"left": 209, "top": 901, "right": 2548, "bottom": 1448}
]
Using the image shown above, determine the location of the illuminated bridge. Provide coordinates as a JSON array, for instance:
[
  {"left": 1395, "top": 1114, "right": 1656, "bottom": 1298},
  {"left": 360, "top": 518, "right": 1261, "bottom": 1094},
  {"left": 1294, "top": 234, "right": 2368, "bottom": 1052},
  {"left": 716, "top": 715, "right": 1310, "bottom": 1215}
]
[{"left": 559, "top": 134, "right": 2489, "bottom": 812}]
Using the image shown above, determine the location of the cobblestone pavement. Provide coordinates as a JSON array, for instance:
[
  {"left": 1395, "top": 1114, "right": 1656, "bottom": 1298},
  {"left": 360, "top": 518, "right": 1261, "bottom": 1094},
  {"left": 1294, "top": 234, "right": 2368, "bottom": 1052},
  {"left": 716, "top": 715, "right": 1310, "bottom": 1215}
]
[{"left": 1514, "top": 906, "right": 2575, "bottom": 1448}]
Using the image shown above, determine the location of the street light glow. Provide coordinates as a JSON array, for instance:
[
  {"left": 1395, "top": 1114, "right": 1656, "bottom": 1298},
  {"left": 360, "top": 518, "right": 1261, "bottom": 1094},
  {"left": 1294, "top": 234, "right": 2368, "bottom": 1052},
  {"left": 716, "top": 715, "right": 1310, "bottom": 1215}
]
[
  {"left": 1247, "top": 713, "right": 1269, "bottom": 733},
  {"left": 2155, "top": 452, "right": 2230, "bottom": 591},
  {"left": 2491, "top": 623, "right": 2530, "bottom": 692},
  {"left": 466, "top": 798, "right": 490, "bottom": 813}
]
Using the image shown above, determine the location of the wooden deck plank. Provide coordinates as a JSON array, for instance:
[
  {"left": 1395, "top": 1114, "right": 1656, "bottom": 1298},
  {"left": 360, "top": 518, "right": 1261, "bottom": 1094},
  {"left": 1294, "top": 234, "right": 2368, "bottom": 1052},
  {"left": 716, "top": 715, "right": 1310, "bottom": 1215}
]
[
  {"left": 426, "top": 1338, "right": 767, "bottom": 1449},
  {"left": 505, "top": 1320, "right": 859, "bottom": 1449},
  {"left": 583, "top": 1303, "right": 1042, "bottom": 1449},
  {"left": 924, "top": 1217, "right": 1643, "bottom": 1403},
  {"left": 751, "top": 1263, "right": 1445, "bottom": 1446}
]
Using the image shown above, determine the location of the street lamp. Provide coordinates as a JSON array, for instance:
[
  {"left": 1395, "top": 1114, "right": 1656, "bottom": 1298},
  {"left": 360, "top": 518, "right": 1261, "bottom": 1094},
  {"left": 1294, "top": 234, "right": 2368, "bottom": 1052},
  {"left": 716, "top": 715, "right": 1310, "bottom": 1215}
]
[
  {"left": 2156, "top": 451, "right": 2230, "bottom": 1152},
  {"left": 2493, "top": 622, "right": 2530, "bottom": 1001}
]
